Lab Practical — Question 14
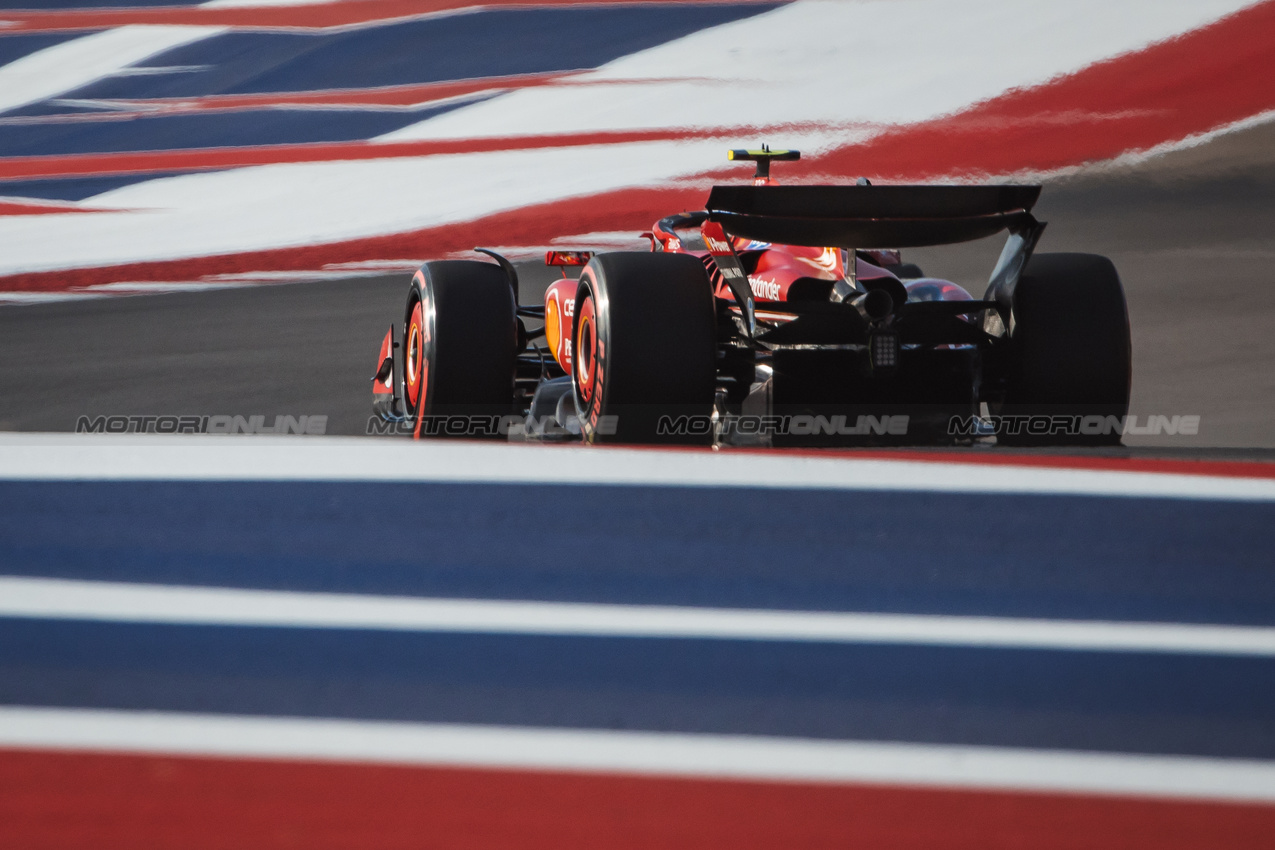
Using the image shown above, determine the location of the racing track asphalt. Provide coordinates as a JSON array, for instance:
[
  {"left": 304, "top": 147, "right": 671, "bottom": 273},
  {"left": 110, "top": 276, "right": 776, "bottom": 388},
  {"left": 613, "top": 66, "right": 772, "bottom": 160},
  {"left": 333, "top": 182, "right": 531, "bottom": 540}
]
[{"left": 0, "top": 122, "right": 1272, "bottom": 451}]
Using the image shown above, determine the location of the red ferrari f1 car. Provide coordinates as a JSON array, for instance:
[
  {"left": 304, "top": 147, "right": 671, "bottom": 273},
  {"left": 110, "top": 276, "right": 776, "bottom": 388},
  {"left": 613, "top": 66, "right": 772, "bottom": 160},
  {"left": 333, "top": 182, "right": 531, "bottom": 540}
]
[{"left": 372, "top": 148, "right": 1131, "bottom": 446}]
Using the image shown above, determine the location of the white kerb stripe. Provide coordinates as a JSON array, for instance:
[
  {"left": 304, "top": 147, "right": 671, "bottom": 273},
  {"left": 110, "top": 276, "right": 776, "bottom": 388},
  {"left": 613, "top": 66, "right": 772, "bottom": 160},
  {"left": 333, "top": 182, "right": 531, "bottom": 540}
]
[
  {"left": 1, "top": 434, "right": 1273, "bottom": 501},
  {"left": 3, "top": 576, "right": 1274, "bottom": 657},
  {"left": 2, "top": 707, "right": 1273, "bottom": 803}
]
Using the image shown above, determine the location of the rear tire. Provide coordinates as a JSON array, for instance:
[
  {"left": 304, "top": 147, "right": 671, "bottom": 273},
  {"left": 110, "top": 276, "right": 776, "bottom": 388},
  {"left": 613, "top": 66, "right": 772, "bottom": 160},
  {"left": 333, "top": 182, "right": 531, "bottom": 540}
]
[
  {"left": 995, "top": 252, "right": 1131, "bottom": 446},
  {"left": 572, "top": 253, "right": 716, "bottom": 444},
  {"left": 404, "top": 261, "right": 516, "bottom": 438}
]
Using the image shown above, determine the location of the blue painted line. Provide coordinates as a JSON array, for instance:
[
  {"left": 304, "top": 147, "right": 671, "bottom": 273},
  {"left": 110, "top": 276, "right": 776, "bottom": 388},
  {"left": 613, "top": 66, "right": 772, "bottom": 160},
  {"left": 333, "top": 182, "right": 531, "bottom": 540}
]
[
  {"left": 0, "top": 101, "right": 467, "bottom": 156},
  {"left": 0, "top": 171, "right": 214, "bottom": 201},
  {"left": 2, "top": 617, "right": 1272, "bottom": 758},
  {"left": 1, "top": 481, "right": 1272, "bottom": 625},
  {"left": 58, "top": 5, "right": 779, "bottom": 101}
]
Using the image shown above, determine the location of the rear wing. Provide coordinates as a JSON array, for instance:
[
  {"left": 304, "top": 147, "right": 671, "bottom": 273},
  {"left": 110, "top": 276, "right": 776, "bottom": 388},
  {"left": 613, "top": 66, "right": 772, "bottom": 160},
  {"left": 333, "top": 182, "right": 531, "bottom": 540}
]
[{"left": 706, "top": 184, "right": 1041, "bottom": 248}]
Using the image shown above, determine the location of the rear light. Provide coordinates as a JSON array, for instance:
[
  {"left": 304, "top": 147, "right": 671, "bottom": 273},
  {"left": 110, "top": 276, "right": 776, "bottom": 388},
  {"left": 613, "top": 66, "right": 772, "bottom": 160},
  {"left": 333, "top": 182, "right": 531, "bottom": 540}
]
[
  {"left": 870, "top": 332, "right": 899, "bottom": 371},
  {"left": 545, "top": 251, "right": 593, "bottom": 267}
]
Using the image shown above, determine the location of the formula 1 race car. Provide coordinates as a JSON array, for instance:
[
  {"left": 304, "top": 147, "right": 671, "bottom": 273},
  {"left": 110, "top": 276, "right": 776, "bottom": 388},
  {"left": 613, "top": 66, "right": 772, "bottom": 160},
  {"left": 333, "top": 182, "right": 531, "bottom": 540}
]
[{"left": 371, "top": 148, "right": 1131, "bottom": 447}]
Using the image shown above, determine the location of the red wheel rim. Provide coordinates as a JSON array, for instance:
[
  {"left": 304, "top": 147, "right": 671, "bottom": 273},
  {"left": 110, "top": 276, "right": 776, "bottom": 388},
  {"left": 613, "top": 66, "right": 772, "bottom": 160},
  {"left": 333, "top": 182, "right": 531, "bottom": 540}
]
[
  {"left": 405, "top": 299, "right": 428, "bottom": 410},
  {"left": 574, "top": 292, "right": 598, "bottom": 404}
]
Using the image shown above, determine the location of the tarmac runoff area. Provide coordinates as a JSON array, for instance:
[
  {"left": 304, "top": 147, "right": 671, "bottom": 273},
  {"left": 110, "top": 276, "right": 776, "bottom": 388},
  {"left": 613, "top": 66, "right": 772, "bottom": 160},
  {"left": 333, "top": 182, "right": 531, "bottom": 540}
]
[{"left": 0, "top": 120, "right": 1271, "bottom": 453}]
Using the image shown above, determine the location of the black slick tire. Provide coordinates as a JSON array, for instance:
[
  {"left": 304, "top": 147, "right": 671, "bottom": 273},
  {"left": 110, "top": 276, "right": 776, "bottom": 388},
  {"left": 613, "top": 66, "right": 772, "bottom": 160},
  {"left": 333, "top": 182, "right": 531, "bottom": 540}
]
[
  {"left": 403, "top": 260, "right": 517, "bottom": 438},
  {"left": 996, "top": 252, "right": 1131, "bottom": 446},
  {"left": 571, "top": 252, "right": 716, "bottom": 445}
]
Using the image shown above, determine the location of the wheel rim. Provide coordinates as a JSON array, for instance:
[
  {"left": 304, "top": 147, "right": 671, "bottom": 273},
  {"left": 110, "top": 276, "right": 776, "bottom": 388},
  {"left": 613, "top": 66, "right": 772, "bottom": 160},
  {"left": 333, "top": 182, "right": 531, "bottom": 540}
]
[
  {"left": 574, "top": 291, "right": 598, "bottom": 404},
  {"left": 405, "top": 299, "right": 428, "bottom": 410}
]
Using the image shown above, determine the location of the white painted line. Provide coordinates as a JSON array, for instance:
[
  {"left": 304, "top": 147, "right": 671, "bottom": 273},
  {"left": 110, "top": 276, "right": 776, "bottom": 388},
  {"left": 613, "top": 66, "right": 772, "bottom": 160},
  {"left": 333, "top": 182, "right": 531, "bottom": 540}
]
[
  {"left": 79, "top": 281, "right": 253, "bottom": 293},
  {"left": 3, "top": 576, "right": 1273, "bottom": 657},
  {"left": 200, "top": 0, "right": 345, "bottom": 8},
  {"left": 2, "top": 706, "right": 1273, "bottom": 802},
  {"left": 0, "top": 433, "right": 1273, "bottom": 501},
  {"left": 0, "top": 291, "right": 106, "bottom": 305},
  {"left": 107, "top": 65, "right": 212, "bottom": 77}
]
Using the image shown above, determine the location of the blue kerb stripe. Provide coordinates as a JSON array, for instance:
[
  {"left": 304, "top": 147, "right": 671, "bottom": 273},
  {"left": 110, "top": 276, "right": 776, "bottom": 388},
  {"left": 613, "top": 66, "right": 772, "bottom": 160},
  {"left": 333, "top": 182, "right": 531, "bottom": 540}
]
[
  {"left": 1, "top": 480, "right": 1272, "bottom": 625},
  {"left": 2, "top": 617, "right": 1272, "bottom": 758}
]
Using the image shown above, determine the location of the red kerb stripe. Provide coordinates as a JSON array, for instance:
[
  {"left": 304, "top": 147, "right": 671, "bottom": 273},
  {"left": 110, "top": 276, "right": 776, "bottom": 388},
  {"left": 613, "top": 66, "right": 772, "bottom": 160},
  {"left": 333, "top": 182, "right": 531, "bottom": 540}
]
[{"left": 2, "top": 748, "right": 1274, "bottom": 850}]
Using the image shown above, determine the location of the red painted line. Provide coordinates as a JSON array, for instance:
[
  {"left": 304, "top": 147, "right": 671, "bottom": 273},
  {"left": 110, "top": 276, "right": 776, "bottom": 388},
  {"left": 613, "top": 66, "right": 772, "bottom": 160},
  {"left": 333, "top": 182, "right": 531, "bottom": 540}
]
[
  {"left": 744, "top": 448, "right": 1275, "bottom": 480},
  {"left": 0, "top": 199, "right": 113, "bottom": 216},
  {"left": 590, "top": 442, "right": 1275, "bottom": 480},
  {"left": 590, "top": 440, "right": 1275, "bottom": 479},
  {"left": 1, "top": 0, "right": 778, "bottom": 34},
  {"left": 2, "top": 748, "right": 1273, "bottom": 850}
]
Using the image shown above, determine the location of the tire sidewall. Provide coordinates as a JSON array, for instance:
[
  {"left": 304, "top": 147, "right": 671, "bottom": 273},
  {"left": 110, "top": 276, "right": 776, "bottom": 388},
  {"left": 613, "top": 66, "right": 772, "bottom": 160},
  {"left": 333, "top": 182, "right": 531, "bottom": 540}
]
[
  {"left": 573, "top": 269, "right": 611, "bottom": 442},
  {"left": 404, "top": 272, "right": 437, "bottom": 419}
]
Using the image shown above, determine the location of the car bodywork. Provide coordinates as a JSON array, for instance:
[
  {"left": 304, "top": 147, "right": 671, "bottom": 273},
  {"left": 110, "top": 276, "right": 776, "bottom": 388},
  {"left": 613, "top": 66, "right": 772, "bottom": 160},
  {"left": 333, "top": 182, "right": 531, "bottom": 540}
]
[{"left": 373, "top": 148, "right": 1129, "bottom": 446}]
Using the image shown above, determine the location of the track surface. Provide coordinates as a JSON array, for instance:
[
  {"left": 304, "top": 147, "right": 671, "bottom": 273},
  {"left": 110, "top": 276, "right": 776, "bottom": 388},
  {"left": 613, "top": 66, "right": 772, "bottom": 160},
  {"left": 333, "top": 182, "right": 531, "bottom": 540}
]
[
  {"left": 1, "top": 126, "right": 1273, "bottom": 448},
  {"left": 3, "top": 7, "right": 1273, "bottom": 848}
]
